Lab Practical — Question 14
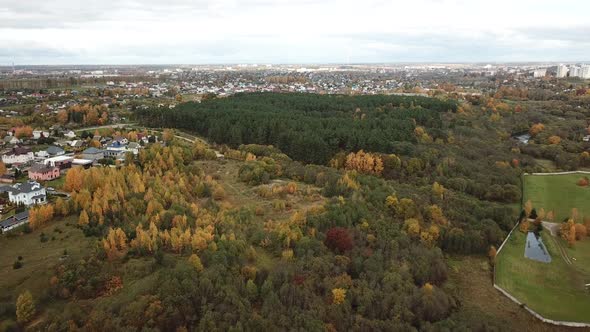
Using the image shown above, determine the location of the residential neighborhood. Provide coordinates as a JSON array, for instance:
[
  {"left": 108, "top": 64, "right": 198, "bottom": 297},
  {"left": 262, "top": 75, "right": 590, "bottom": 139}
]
[{"left": 0, "top": 125, "right": 161, "bottom": 233}]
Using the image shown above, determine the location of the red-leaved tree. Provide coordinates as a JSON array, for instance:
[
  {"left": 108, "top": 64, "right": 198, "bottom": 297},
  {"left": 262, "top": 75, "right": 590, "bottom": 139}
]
[{"left": 325, "top": 227, "right": 353, "bottom": 253}]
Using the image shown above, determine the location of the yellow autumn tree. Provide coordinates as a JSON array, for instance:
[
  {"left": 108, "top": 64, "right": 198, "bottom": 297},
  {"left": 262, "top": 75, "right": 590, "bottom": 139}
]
[
  {"left": 428, "top": 205, "right": 448, "bottom": 225},
  {"left": 162, "top": 129, "right": 174, "bottom": 142},
  {"left": 188, "top": 254, "right": 204, "bottom": 272},
  {"left": 103, "top": 228, "right": 128, "bottom": 260},
  {"left": 560, "top": 219, "right": 576, "bottom": 247},
  {"left": 29, "top": 205, "right": 55, "bottom": 230},
  {"left": 488, "top": 245, "right": 497, "bottom": 265},
  {"left": 548, "top": 135, "right": 561, "bottom": 145},
  {"left": 16, "top": 290, "right": 35, "bottom": 323},
  {"left": 404, "top": 218, "right": 421, "bottom": 237},
  {"left": 344, "top": 150, "right": 384, "bottom": 176},
  {"left": 332, "top": 288, "right": 346, "bottom": 304},
  {"left": 64, "top": 167, "right": 84, "bottom": 192},
  {"left": 54, "top": 197, "right": 69, "bottom": 217},
  {"left": 432, "top": 182, "right": 445, "bottom": 200},
  {"left": 78, "top": 209, "right": 89, "bottom": 226}
]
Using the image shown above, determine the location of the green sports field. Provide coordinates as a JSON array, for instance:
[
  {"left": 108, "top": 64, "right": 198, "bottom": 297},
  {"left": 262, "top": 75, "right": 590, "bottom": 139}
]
[{"left": 523, "top": 173, "right": 590, "bottom": 222}]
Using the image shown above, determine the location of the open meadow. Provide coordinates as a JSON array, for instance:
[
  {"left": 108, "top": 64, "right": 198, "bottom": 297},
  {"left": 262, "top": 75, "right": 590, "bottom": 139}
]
[{"left": 523, "top": 173, "right": 590, "bottom": 222}]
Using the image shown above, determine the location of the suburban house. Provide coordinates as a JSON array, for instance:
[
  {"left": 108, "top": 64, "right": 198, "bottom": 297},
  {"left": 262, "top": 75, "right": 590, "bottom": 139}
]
[
  {"left": 0, "top": 173, "right": 15, "bottom": 184},
  {"left": 104, "top": 142, "right": 127, "bottom": 158},
  {"left": 36, "top": 145, "right": 66, "bottom": 158},
  {"left": 2, "top": 146, "right": 35, "bottom": 165},
  {"left": 112, "top": 136, "right": 129, "bottom": 145},
  {"left": 0, "top": 211, "right": 30, "bottom": 233},
  {"left": 105, "top": 148, "right": 126, "bottom": 160},
  {"left": 33, "top": 130, "right": 50, "bottom": 139},
  {"left": 127, "top": 142, "right": 141, "bottom": 155},
  {"left": 46, "top": 145, "right": 65, "bottom": 156},
  {"left": 64, "top": 130, "right": 76, "bottom": 139},
  {"left": 43, "top": 155, "right": 73, "bottom": 169},
  {"left": 70, "top": 140, "right": 84, "bottom": 148},
  {"left": 3, "top": 136, "right": 20, "bottom": 145},
  {"left": 29, "top": 163, "right": 60, "bottom": 181},
  {"left": 72, "top": 159, "right": 94, "bottom": 168},
  {"left": 80, "top": 147, "right": 104, "bottom": 161},
  {"left": 0, "top": 181, "right": 47, "bottom": 206}
]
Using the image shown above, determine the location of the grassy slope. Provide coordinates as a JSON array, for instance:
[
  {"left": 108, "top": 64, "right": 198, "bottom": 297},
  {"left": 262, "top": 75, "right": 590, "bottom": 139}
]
[
  {"left": 495, "top": 230, "right": 590, "bottom": 323},
  {"left": 447, "top": 256, "right": 574, "bottom": 332},
  {"left": 0, "top": 216, "right": 96, "bottom": 304},
  {"left": 524, "top": 173, "right": 590, "bottom": 221}
]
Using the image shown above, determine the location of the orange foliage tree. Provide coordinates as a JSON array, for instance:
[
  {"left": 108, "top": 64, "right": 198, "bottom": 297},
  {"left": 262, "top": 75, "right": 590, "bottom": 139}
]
[
  {"left": 529, "top": 123, "right": 545, "bottom": 136},
  {"left": 29, "top": 205, "right": 55, "bottom": 230},
  {"left": 14, "top": 126, "right": 33, "bottom": 139}
]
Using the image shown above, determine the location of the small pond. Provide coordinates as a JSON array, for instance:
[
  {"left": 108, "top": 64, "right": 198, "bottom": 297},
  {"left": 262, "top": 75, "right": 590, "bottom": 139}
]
[
  {"left": 514, "top": 133, "right": 531, "bottom": 145},
  {"left": 524, "top": 232, "right": 551, "bottom": 263}
]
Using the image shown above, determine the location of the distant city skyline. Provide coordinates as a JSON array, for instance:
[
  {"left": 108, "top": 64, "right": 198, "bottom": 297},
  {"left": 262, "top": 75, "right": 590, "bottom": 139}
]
[{"left": 1, "top": 0, "right": 589, "bottom": 65}]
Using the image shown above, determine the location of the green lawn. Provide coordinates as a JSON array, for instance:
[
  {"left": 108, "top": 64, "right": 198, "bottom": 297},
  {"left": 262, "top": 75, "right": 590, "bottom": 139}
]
[
  {"left": 495, "top": 230, "right": 590, "bottom": 323},
  {"left": 523, "top": 173, "right": 590, "bottom": 222}
]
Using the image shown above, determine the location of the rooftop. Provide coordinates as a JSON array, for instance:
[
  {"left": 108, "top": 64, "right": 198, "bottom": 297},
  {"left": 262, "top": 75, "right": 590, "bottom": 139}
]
[
  {"left": 0, "top": 181, "right": 45, "bottom": 195},
  {"left": 30, "top": 163, "right": 57, "bottom": 173},
  {"left": 82, "top": 147, "right": 103, "bottom": 154}
]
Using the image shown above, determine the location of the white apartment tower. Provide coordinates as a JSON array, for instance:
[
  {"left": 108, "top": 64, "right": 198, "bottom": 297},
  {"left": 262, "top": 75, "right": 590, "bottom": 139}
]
[
  {"left": 569, "top": 66, "right": 582, "bottom": 77},
  {"left": 556, "top": 64, "right": 569, "bottom": 78},
  {"left": 533, "top": 69, "right": 547, "bottom": 78},
  {"left": 582, "top": 65, "right": 590, "bottom": 79}
]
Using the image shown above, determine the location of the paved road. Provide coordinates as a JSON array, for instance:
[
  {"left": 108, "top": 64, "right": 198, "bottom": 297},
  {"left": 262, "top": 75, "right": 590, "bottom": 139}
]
[{"left": 74, "top": 123, "right": 137, "bottom": 133}]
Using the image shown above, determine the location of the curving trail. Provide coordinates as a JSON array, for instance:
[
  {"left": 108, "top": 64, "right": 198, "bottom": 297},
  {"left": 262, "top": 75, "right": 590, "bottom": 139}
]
[{"left": 542, "top": 221, "right": 572, "bottom": 265}]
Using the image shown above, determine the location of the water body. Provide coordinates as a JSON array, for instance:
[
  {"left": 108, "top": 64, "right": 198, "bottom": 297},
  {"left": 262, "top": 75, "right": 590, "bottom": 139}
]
[
  {"left": 514, "top": 133, "right": 531, "bottom": 145},
  {"left": 524, "top": 232, "right": 552, "bottom": 263}
]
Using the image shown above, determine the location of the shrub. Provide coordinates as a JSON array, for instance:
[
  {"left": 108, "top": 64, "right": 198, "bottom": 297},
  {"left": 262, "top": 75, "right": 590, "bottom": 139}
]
[{"left": 325, "top": 227, "right": 353, "bottom": 253}]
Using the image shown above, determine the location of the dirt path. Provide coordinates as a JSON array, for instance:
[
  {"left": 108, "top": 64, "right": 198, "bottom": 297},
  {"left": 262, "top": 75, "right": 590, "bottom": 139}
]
[{"left": 542, "top": 221, "right": 572, "bottom": 265}]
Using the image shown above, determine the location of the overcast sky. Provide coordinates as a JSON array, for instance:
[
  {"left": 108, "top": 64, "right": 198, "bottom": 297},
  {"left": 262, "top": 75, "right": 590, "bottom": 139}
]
[{"left": 0, "top": 0, "right": 589, "bottom": 65}]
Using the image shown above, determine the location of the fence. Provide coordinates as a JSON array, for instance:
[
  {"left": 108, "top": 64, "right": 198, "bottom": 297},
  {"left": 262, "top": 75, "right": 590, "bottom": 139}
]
[
  {"left": 525, "top": 171, "right": 590, "bottom": 176},
  {"left": 493, "top": 216, "right": 590, "bottom": 328}
]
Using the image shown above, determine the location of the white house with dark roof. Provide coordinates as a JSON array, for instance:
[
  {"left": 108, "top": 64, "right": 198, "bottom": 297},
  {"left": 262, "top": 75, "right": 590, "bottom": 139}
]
[
  {"left": 0, "top": 181, "right": 47, "bottom": 206},
  {"left": 64, "top": 130, "right": 76, "bottom": 139},
  {"left": 2, "top": 146, "right": 35, "bottom": 165}
]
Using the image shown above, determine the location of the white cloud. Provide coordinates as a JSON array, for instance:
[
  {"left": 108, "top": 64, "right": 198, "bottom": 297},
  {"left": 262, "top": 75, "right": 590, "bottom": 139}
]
[{"left": 0, "top": 0, "right": 588, "bottom": 64}]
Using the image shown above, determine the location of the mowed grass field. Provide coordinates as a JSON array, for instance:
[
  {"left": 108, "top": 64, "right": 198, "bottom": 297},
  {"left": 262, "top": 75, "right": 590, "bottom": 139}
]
[
  {"left": 523, "top": 173, "right": 590, "bottom": 221},
  {"left": 495, "top": 229, "right": 590, "bottom": 323}
]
